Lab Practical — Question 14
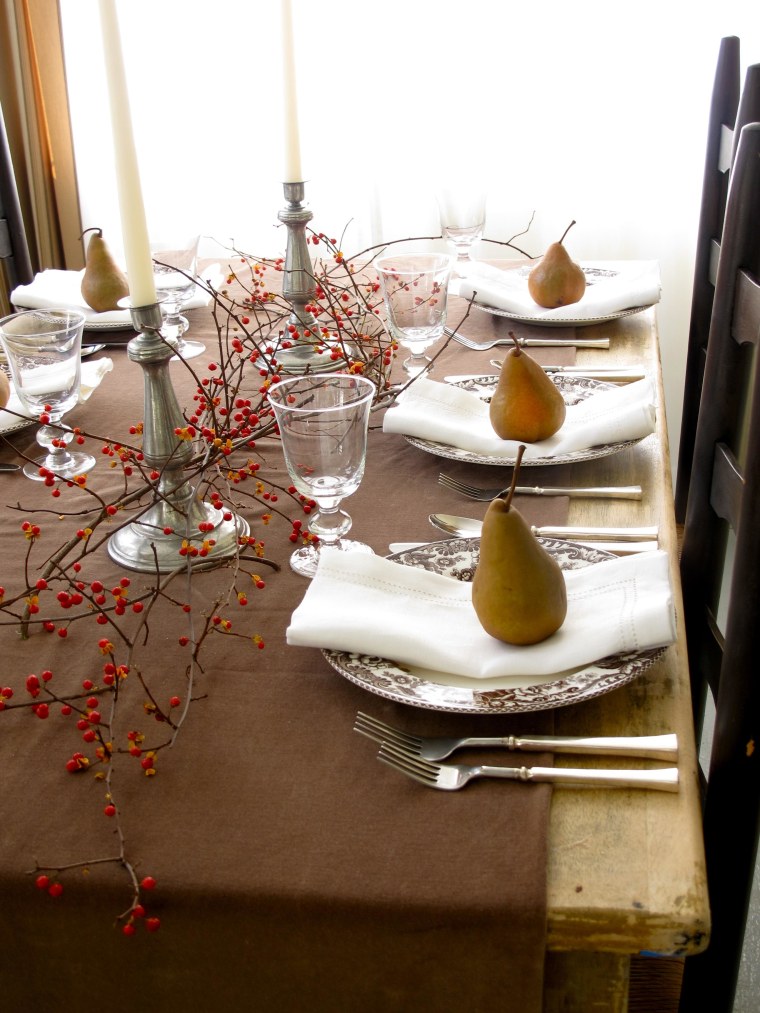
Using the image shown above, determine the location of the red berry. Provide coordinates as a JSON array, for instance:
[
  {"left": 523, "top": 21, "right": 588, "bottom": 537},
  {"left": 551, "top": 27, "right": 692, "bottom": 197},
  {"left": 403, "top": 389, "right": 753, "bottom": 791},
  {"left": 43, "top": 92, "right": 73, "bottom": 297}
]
[
  {"left": 122, "top": 922, "right": 136, "bottom": 936},
  {"left": 35, "top": 874, "right": 50, "bottom": 890},
  {"left": 104, "top": 804, "right": 116, "bottom": 817},
  {"left": 141, "top": 876, "right": 157, "bottom": 891},
  {"left": 48, "top": 882, "right": 64, "bottom": 898},
  {"left": 145, "top": 917, "right": 161, "bottom": 932}
]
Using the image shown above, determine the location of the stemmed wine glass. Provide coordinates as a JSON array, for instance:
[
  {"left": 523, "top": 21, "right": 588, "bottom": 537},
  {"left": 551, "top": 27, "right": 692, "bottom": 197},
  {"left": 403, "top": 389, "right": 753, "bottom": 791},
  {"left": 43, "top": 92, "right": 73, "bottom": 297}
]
[
  {"left": 375, "top": 252, "right": 453, "bottom": 377},
  {"left": 0, "top": 308, "right": 97, "bottom": 481},
  {"left": 151, "top": 234, "right": 205, "bottom": 360},
  {"left": 268, "top": 375, "right": 376, "bottom": 578},
  {"left": 435, "top": 182, "right": 487, "bottom": 263}
]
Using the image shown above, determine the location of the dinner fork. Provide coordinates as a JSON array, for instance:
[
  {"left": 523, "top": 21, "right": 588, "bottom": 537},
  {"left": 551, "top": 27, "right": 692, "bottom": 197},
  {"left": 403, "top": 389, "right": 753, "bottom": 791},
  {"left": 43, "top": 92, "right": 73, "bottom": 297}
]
[
  {"left": 438, "top": 473, "right": 643, "bottom": 502},
  {"left": 446, "top": 327, "right": 609, "bottom": 351},
  {"left": 355, "top": 711, "right": 678, "bottom": 762},
  {"left": 377, "top": 742, "right": 680, "bottom": 792}
]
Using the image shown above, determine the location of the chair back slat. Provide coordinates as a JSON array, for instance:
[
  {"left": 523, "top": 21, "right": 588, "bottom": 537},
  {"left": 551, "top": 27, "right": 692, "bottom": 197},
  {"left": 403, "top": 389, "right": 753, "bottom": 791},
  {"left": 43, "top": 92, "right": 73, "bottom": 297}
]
[{"left": 709, "top": 442, "right": 742, "bottom": 529}]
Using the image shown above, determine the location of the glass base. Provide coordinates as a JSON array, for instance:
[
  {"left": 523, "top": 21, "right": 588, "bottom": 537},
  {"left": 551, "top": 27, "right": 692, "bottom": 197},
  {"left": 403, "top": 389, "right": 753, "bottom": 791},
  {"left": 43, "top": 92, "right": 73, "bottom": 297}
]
[
  {"left": 23, "top": 450, "right": 97, "bottom": 482},
  {"left": 402, "top": 354, "right": 432, "bottom": 378},
  {"left": 171, "top": 339, "right": 206, "bottom": 361},
  {"left": 289, "top": 539, "right": 374, "bottom": 578}
]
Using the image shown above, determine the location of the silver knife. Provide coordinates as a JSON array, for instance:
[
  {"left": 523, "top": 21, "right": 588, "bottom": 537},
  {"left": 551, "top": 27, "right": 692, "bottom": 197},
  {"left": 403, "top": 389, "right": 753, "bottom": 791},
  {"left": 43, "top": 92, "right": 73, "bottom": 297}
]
[
  {"left": 446, "top": 328, "right": 610, "bottom": 349},
  {"left": 445, "top": 369, "right": 645, "bottom": 384},
  {"left": 428, "top": 513, "right": 658, "bottom": 543}
]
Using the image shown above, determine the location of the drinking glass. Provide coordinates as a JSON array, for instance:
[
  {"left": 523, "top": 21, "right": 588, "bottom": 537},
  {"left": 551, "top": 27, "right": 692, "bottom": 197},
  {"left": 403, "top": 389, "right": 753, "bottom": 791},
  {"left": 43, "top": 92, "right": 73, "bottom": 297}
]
[
  {"left": 435, "top": 185, "right": 487, "bottom": 262},
  {"left": 151, "top": 234, "right": 205, "bottom": 359},
  {"left": 0, "top": 308, "right": 97, "bottom": 481},
  {"left": 268, "top": 374, "right": 376, "bottom": 578},
  {"left": 375, "top": 252, "right": 453, "bottom": 377}
]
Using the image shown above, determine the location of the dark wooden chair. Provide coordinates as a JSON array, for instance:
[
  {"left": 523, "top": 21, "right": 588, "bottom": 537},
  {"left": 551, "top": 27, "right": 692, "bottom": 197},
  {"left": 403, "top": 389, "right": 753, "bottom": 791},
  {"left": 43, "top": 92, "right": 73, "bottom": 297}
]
[
  {"left": 678, "top": 121, "right": 760, "bottom": 1013},
  {"left": 0, "top": 102, "right": 33, "bottom": 315},
  {"left": 675, "top": 37, "right": 760, "bottom": 521}
]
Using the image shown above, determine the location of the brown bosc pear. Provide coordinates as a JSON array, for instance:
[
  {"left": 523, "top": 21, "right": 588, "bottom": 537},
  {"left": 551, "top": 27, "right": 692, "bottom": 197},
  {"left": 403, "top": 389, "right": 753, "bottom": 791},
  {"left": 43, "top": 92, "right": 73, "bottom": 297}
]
[
  {"left": 489, "top": 332, "right": 566, "bottom": 441},
  {"left": 80, "top": 227, "right": 130, "bottom": 312},
  {"left": 527, "top": 220, "right": 586, "bottom": 308},
  {"left": 471, "top": 446, "right": 568, "bottom": 645}
]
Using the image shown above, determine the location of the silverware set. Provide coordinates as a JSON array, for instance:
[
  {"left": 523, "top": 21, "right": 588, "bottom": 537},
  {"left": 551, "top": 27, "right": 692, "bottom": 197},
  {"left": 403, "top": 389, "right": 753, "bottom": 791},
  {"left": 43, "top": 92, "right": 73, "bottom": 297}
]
[{"left": 354, "top": 712, "right": 679, "bottom": 792}]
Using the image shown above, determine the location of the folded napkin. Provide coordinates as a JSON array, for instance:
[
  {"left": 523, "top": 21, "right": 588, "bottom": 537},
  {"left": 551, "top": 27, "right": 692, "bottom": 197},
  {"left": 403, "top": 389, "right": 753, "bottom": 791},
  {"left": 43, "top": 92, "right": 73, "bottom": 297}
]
[
  {"left": 287, "top": 547, "right": 676, "bottom": 679},
  {"left": 383, "top": 376, "right": 655, "bottom": 459},
  {"left": 453, "top": 260, "right": 661, "bottom": 320},
  {"left": 0, "top": 358, "right": 114, "bottom": 433},
  {"left": 11, "top": 266, "right": 221, "bottom": 326}
]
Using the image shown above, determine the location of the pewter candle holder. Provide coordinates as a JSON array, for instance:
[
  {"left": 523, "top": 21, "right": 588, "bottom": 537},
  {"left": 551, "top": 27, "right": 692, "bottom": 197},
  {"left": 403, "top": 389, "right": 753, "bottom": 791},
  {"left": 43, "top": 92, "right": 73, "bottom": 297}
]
[
  {"left": 107, "top": 302, "right": 249, "bottom": 572},
  {"left": 275, "top": 181, "right": 340, "bottom": 374}
]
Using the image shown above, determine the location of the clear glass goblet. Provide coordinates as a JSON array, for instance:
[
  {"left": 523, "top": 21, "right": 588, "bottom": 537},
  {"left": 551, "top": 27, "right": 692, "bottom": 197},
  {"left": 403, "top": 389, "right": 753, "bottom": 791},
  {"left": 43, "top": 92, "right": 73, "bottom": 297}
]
[
  {"left": 0, "top": 308, "right": 97, "bottom": 481},
  {"left": 375, "top": 252, "right": 453, "bottom": 378},
  {"left": 151, "top": 234, "right": 205, "bottom": 360},
  {"left": 268, "top": 374, "right": 376, "bottom": 578},
  {"left": 435, "top": 185, "right": 487, "bottom": 262}
]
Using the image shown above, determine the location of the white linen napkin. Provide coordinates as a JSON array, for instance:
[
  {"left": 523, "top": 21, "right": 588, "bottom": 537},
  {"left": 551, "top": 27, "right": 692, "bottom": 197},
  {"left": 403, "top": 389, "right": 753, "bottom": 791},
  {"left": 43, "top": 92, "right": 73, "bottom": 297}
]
[
  {"left": 287, "top": 547, "right": 676, "bottom": 679},
  {"left": 452, "top": 260, "right": 661, "bottom": 320},
  {"left": 0, "top": 358, "right": 114, "bottom": 433},
  {"left": 382, "top": 376, "right": 656, "bottom": 459},
  {"left": 11, "top": 266, "right": 221, "bottom": 325}
]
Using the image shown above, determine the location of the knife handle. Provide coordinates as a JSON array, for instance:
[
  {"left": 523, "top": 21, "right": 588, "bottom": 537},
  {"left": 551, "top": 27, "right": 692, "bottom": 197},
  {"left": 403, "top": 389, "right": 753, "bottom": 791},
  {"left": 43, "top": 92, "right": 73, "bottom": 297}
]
[
  {"left": 532, "top": 525, "right": 658, "bottom": 542},
  {"left": 508, "top": 733, "right": 677, "bottom": 760},
  {"left": 461, "top": 733, "right": 677, "bottom": 760},
  {"left": 516, "top": 485, "right": 643, "bottom": 500},
  {"left": 524, "top": 338, "right": 610, "bottom": 349},
  {"left": 482, "top": 765, "right": 680, "bottom": 792}
]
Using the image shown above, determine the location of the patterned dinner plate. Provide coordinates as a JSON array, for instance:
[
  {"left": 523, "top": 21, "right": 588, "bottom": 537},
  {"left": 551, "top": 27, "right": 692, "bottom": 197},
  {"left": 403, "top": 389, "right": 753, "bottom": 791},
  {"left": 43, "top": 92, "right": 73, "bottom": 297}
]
[
  {"left": 321, "top": 537, "right": 664, "bottom": 714},
  {"left": 405, "top": 374, "right": 645, "bottom": 467}
]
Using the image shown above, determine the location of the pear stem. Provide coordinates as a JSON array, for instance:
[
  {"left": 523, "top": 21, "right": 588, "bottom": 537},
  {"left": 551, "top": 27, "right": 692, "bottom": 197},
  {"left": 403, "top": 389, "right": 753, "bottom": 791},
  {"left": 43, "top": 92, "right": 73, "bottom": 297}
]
[
  {"left": 559, "top": 220, "right": 576, "bottom": 246},
  {"left": 501, "top": 444, "right": 526, "bottom": 510},
  {"left": 80, "top": 226, "right": 103, "bottom": 241},
  {"left": 508, "top": 331, "right": 521, "bottom": 356}
]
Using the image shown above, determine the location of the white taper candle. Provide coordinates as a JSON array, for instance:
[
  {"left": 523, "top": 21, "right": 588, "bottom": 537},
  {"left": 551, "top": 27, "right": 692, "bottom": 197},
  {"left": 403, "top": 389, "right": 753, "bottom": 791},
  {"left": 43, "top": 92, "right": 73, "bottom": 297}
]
[
  {"left": 281, "top": 0, "right": 303, "bottom": 183},
  {"left": 97, "top": 0, "right": 157, "bottom": 306}
]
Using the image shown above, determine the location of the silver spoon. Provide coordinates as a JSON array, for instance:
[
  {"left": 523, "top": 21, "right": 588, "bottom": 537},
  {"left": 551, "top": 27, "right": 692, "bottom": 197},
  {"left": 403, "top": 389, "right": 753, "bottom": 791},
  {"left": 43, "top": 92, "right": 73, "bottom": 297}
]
[{"left": 0, "top": 462, "right": 21, "bottom": 473}]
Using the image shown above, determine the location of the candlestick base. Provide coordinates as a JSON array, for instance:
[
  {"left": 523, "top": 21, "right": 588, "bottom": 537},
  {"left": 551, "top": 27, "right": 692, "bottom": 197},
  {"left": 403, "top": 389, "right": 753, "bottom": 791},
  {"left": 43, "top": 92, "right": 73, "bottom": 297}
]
[
  {"left": 107, "top": 302, "right": 249, "bottom": 573},
  {"left": 275, "top": 181, "right": 345, "bottom": 374}
]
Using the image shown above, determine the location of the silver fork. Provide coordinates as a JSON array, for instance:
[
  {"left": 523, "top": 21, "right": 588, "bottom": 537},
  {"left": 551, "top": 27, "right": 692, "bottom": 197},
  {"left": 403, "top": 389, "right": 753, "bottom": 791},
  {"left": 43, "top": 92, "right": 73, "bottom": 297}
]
[
  {"left": 437, "top": 473, "right": 643, "bottom": 502},
  {"left": 446, "top": 327, "right": 610, "bottom": 351},
  {"left": 355, "top": 711, "right": 678, "bottom": 762},
  {"left": 377, "top": 742, "right": 680, "bottom": 792}
]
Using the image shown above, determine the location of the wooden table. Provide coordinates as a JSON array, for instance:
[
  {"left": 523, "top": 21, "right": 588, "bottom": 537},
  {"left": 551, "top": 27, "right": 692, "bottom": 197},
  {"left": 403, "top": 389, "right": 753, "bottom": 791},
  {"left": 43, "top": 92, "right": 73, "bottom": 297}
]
[
  {"left": 0, "top": 271, "right": 709, "bottom": 1012},
  {"left": 539, "top": 308, "right": 709, "bottom": 1008}
]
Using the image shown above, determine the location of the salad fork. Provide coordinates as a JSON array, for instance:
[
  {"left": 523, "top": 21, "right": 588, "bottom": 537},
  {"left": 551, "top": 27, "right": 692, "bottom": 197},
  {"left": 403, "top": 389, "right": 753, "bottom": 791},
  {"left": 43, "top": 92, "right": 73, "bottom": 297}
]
[
  {"left": 355, "top": 711, "right": 678, "bottom": 762},
  {"left": 437, "top": 473, "right": 643, "bottom": 502},
  {"left": 377, "top": 741, "right": 680, "bottom": 792}
]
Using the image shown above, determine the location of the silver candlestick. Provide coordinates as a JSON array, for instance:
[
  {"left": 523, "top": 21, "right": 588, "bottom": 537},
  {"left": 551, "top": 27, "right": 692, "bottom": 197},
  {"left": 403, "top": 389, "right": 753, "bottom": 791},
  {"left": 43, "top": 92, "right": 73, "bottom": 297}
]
[
  {"left": 275, "top": 181, "right": 341, "bottom": 374},
  {"left": 107, "top": 301, "right": 249, "bottom": 572}
]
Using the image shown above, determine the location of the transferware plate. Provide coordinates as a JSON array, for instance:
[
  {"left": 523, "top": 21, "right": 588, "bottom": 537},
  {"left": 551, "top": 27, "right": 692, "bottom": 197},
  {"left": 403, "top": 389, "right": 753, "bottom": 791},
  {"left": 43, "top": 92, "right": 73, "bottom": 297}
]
[{"left": 321, "top": 537, "right": 664, "bottom": 714}]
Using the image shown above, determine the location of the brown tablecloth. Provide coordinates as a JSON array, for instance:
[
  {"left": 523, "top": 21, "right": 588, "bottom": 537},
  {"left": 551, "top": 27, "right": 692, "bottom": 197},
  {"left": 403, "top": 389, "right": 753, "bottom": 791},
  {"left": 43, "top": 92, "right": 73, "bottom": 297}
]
[{"left": 0, "top": 281, "right": 578, "bottom": 1011}]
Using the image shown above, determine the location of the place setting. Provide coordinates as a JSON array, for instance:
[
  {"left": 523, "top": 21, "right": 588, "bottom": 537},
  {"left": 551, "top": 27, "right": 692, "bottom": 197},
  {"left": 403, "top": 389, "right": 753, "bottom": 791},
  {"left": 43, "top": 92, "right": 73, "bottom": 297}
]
[{"left": 450, "top": 220, "right": 662, "bottom": 327}]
